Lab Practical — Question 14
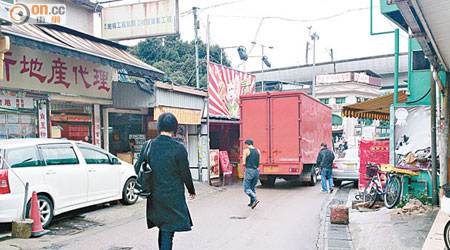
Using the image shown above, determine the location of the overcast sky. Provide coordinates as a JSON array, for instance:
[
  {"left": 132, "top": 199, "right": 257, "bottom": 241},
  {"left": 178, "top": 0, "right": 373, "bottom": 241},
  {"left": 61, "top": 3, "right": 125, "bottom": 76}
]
[{"left": 98, "top": 0, "right": 409, "bottom": 73}]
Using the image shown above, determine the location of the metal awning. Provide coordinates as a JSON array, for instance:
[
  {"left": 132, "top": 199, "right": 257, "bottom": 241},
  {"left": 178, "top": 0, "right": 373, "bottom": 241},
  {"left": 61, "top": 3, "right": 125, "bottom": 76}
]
[
  {"left": 394, "top": 0, "right": 450, "bottom": 71},
  {"left": 1, "top": 24, "right": 164, "bottom": 78},
  {"left": 342, "top": 91, "right": 408, "bottom": 121}
]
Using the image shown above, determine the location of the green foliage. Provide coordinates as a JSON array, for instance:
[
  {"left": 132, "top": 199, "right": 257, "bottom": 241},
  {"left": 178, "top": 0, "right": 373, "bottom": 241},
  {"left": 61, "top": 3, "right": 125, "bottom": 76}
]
[
  {"left": 130, "top": 36, "right": 231, "bottom": 88},
  {"left": 397, "top": 192, "right": 431, "bottom": 208}
]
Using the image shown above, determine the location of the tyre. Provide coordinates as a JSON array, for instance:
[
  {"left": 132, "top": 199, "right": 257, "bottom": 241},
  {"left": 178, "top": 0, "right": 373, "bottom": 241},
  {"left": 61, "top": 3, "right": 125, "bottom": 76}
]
[
  {"left": 363, "top": 179, "right": 378, "bottom": 208},
  {"left": 384, "top": 175, "right": 402, "bottom": 209},
  {"left": 26, "top": 195, "right": 54, "bottom": 229},
  {"left": 333, "top": 179, "right": 342, "bottom": 187},
  {"left": 353, "top": 181, "right": 359, "bottom": 188},
  {"left": 260, "top": 176, "right": 276, "bottom": 186},
  {"left": 309, "top": 169, "right": 317, "bottom": 186},
  {"left": 444, "top": 220, "right": 450, "bottom": 250},
  {"left": 121, "top": 178, "right": 138, "bottom": 205}
]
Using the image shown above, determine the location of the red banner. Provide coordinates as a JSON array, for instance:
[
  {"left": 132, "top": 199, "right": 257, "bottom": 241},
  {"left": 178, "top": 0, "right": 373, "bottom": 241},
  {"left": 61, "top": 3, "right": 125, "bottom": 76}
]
[
  {"left": 359, "top": 140, "right": 390, "bottom": 190},
  {"left": 219, "top": 151, "right": 232, "bottom": 176},
  {"left": 208, "top": 63, "right": 255, "bottom": 118}
]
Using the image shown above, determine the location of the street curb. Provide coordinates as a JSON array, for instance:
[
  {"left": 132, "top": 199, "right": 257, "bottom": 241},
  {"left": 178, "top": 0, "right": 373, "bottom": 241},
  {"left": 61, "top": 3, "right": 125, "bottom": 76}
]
[{"left": 317, "top": 186, "right": 355, "bottom": 250}]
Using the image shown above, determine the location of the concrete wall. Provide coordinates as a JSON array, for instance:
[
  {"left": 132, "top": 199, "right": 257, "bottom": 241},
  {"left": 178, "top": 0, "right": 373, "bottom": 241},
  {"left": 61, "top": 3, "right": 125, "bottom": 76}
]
[{"left": 18, "top": 0, "right": 95, "bottom": 35}]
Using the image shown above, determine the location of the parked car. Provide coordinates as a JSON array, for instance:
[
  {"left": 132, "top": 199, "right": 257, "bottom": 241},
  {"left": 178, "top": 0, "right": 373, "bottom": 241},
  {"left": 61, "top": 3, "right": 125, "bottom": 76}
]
[
  {"left": 332, "top": 148, "right": 359, "bottom": 187},
  {"left": 0, "top": 139, "right": 138, "bottom": 228}
]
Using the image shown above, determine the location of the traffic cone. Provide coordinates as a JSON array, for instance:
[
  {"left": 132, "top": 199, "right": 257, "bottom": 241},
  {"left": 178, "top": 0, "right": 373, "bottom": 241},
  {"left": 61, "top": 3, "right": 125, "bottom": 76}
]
[{"left": 29, "top": 191, "right": 49, "bottom": 237}]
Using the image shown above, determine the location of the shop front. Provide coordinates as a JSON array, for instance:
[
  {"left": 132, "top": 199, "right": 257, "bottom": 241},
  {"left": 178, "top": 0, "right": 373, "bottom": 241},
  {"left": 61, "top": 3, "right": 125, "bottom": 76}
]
[
  {"left": 1, "top": 23, "right": 164, "bottom": 147},
  {"left": 0, "top": 91, "right": 42, "bottom": 139}
]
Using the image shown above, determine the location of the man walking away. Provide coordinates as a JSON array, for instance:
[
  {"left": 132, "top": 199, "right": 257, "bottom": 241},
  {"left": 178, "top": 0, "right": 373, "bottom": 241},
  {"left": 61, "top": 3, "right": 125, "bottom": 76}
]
[
  {"left": 242, "top": 139, "right": 261, "bottom": 209},
  {"left": 316, "top": 142, "right": 335, "bottom": 193}
]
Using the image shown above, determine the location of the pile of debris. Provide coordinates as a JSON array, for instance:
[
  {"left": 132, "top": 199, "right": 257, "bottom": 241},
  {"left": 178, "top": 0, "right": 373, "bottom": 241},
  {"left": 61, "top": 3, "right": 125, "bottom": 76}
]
[{"left": 395, "top": 199, "right": 435, "bottom": 215}]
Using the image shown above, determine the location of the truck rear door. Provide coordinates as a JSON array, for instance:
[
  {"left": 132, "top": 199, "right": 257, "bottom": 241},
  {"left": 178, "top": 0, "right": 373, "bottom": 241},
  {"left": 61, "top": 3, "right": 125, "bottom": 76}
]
[
  {"left": 271, "top": 95, "right": 300, "bottom": 164},
  {"left": 241, "top": 97, "right": 270, "bottom": 164}
]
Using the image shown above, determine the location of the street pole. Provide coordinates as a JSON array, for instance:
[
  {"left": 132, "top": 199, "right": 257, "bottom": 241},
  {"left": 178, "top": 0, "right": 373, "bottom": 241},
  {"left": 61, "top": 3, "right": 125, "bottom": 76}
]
[
  {"left": 305, "top": 41, "right": 309, "bottom": 65},
  {"left": 430, "top": 67, "right": 438, "bottom": 205},
  {"left": 440, "top": 72, "right": 450, "bottom": 197},
  {"left": 311, "top": 32, "right": 319, "bottom": 98},
  {"left": 394, "top": 29, "right": 399, "bottom": 104},
  {"left": 206, "top": 15, "right": 211, "bottom": 184},
  {"left": 193, "top": 7, "right": 200, "bottom": 89},
  {"left": 261, "top": 45, "right": 264, "bottom": 92}
]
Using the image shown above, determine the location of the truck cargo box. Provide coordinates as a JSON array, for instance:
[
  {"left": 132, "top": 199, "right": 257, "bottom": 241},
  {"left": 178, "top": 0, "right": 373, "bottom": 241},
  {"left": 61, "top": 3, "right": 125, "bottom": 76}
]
[{"left": 240, "top": 91, "right": 332, "bottom": 186}]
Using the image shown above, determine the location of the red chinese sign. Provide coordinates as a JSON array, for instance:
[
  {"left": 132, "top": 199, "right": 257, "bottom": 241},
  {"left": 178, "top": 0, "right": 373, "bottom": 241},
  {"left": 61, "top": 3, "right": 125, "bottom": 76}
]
[
  {"left": 219, "top": 151, "right": 232, "bottom": 176},
  {"left": 359, "top": 140, "right": 390, "bottom": 190},
  {"left": 1, "top": 45, "right": 114, "bottom": 99}
]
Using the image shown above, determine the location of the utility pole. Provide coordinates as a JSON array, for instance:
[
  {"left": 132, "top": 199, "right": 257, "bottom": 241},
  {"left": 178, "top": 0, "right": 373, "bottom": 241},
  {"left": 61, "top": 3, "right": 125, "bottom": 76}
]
[
  {"left": 306, "top": 26, "right": 312, "bottom": 65},
  {"left": 193, "top": 7, "right": 200, "bottom": 89},
  {"left": 261, "top": 45, "right": 265, "bottom": 92},
  {"left": 328, "top": 48, "right": 336, "bottom": 73},
  {"left": 305, "top": 41, "right": 309, "bottom": 65},
  {"left": 431, "top": 66, "right": 438, "bottom": 205},
  {"left": 311, "top": 31, "right": 319, "bottom": 98}
]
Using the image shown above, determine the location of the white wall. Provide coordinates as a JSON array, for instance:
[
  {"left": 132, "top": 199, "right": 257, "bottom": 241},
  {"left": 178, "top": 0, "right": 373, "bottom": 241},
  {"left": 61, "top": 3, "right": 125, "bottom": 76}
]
[{"left": 18, "top": 0, "right": 94, "bottom": 35}]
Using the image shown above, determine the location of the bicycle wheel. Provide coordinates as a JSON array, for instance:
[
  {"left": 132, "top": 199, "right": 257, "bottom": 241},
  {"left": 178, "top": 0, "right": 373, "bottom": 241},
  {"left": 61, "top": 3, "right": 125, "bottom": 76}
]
[
  {"left": 445, "top": 220, "right": 450, "bottom": 250},
  {"left": 363, "top": 178, "right": 378, "bottom": 208},
  {"left": 384, "top": 174, "right": 402, "bottom": 209}
]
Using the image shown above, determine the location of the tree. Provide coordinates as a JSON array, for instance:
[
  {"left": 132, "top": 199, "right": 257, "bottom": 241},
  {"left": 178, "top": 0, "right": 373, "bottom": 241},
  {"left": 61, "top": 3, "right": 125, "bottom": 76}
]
[{"left": 130, "top": 36, "right": 231, "bottom": 88}]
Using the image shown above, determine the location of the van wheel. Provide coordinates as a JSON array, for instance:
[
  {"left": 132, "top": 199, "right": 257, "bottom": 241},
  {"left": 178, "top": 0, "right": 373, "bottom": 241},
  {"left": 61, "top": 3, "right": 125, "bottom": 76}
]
[
  {"left": 26, "top": 195, "right": 54, "bottom": 229},
  {"left": 121, "top": 178, "right": 138, "bottom": 205},
  {"left": 309, "top": 170, "right": 317, "bottom": 186},
  {"left": 260, "top": 176, "right": 276, "bottom": 186}
]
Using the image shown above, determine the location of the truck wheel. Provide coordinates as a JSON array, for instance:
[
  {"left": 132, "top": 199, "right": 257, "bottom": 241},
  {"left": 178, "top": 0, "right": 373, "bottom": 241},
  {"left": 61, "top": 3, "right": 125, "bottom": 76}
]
[
  {"left": 309, "top": 170, "right": 317, "bottom": 186},
  {"left": 260, "top": 176, "right": 276, "bottom": 186}
]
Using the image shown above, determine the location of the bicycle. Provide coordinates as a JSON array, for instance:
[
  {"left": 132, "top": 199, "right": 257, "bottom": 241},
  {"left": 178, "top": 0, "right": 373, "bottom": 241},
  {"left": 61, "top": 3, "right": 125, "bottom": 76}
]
[{"left": 362, "top": 163, "right": 403, "bottom": 209}]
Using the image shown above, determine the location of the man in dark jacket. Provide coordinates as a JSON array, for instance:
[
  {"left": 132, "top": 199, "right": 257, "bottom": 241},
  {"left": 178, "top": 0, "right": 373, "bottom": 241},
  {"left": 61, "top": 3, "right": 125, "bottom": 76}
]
[
  {"left": 138, "top": 112, "right": 196, "bottom": 250},
  {"left": 316, "top": 142, "right": 335, "bottom": 193}
]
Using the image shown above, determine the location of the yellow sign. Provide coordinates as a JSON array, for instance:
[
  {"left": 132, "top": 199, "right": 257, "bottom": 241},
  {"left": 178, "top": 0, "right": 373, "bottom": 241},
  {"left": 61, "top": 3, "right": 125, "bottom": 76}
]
[
  {"left": 154, "top": 106, "right": 201, "bottom": 125},
  {"left": 264, "top": 167, "right": 279, "bottom": 173},
  {"left": 101, "top": 0, "right": 179, "bottom": 41},
  {"left": 1, "top": 44, "right": 113, "bottom": 99}
]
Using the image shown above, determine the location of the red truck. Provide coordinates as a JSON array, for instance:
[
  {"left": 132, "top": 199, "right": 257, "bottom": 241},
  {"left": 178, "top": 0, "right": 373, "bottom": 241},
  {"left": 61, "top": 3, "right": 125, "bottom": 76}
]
[{"left": 240, "top": 91, "right": 332, "bottom": 186}]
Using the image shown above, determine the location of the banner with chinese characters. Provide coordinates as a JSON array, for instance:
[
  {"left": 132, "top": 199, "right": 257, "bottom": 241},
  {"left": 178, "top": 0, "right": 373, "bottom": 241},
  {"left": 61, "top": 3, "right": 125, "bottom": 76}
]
[
  {"left": 1, "top": 44, "right": 114, "bottom": 99},
  {"left": 101, "top": 0, "right": 179, "bottom": 41},
  {"left": 0, "top": 95, "right": 34, "bottom": 109},
  {"left": 219, "top": 151, "right": 232, "bottom": 175},
  {"left": 359, "top": 140, "right": 389, "bottom": 190},
  {"left": 38, "top": 101, "right": 48, "bottom": 138},
  {"left": 93, "top": 104, "right": 101, "bottom": 146},
  {"left": 210, "top": 149, "right": 220, "bottom": 179},
  {"left": 208, "top": 63, "right": 256, "bottom": 118}
]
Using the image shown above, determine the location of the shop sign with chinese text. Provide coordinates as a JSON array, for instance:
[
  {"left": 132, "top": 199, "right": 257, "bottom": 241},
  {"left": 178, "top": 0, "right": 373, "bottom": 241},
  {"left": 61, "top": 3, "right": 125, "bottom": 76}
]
[
  {"left": 38, "top": 102, "right": 47, "bottom": 138},
  {"left": 93, "top": 104, "right": 101, "bottom": 146},
  {"left": 0, "top": 95, "right": 34, "bottom": 109},
  {"left": 1, "top": 44, "right": 114, "bottom": 99},
  {"left": 101, "top": 0, "right": 179, "bottom": 41}
]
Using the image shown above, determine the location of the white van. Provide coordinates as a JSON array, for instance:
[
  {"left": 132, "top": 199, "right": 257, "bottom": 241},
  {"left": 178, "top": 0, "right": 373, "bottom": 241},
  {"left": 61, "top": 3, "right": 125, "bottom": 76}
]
[{"left": 0, "top": 139, "right": 138, "bottom": 228}]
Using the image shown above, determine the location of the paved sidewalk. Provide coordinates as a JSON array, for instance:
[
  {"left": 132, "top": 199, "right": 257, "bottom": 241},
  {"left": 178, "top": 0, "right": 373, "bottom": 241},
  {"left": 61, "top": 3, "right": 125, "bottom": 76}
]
[
  {"left": 422, "top": 210, "right": 447, "bottom": 250},
  {"left": 347, "top": 188, "right": 438, "bottom": 250}
]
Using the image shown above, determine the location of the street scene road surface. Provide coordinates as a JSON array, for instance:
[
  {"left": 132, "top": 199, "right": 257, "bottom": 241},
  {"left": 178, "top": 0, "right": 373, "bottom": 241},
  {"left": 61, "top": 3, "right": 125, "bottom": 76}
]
[{"left": 0, "top": 181, "right": 328, "bottom": 250}]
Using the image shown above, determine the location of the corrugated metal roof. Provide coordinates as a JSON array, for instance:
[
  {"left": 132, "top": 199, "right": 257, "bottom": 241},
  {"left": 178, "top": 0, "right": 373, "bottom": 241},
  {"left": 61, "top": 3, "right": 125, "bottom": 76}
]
[
  {"left": 342, "top": 91, "right": 408, "bottom": 121},
  {"left": 1, "top": 24, "right": 163, "bottom": 78},
  {"left": 411, "top": 0, "right": 450, "bottom": 71}
]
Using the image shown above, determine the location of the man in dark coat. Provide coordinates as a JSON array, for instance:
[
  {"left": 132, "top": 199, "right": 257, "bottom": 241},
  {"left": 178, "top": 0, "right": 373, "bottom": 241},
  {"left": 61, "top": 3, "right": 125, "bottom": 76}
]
[
  {"left": 316, "top": 142, "right": 335, "bottom": 193},
  {"left": 136, "top": 112, "right": 196, "bottom": 250}
]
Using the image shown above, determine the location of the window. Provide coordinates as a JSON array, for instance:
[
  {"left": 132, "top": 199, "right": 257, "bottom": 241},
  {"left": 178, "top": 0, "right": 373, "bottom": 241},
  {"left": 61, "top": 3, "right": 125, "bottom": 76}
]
[
  {"left": 335, "top": 97, "right": 346, "bottom": 104},
  {"left": 40, "top": 144, "right": 79, "bottom": 165},
  {"left": 332, "top": 114, "right": 343, "bottom": 126},
  {"left": 78, "top": 146, "right": 111, "bottom": 164},
  {"left": 6, "top": 146, "right": 43, "bottom": 168},
  {"left": 320, "top": 98, "right": 329, "bottom": 105}
]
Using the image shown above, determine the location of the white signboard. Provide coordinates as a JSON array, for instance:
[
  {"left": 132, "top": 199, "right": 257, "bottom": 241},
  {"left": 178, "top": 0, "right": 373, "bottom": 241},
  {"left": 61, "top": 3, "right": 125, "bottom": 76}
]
[
  {"left": 316, "top": 73, "right": 352, "bottom": 84},
  {"left": 0, "top": 95, "right": 34, "bottom": 109},
  {"left": 1, "top": 44, "right": 114, "bottom": 100},
  {"left": 101, "top": 0, "right": 179, "bottom": 41},
  {"left": 38, "top": 102, "right": 47, "bottom": 138},
  {"left": 94, "top": 104, "right": 101, "bottom": 146}
]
